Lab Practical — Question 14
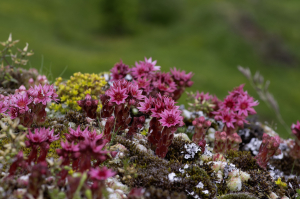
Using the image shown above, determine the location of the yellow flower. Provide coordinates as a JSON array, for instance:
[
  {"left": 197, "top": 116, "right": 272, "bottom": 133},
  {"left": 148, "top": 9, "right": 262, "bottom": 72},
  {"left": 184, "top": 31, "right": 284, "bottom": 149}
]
[
  {"left": 275, "top": 177, "right": 287, "bottom": 188},
  {"left": 71, "top": 90, "right": 78, "bottom": 96},
  {"left": 61, "top": 95, "right": 67, "bottom": 102}
]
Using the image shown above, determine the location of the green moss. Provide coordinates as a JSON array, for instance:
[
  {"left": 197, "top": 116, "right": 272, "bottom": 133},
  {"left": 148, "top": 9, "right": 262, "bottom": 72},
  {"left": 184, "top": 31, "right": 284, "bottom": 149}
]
[
  {"left": 226, "top": 150, "right": 259, "bottom": 171},
  {"left": 144, "top": 186, "right": 187, "bottom": 199},
  {"left": 165, "top": 137, "right": 201, "bottom": 163},
  {"left": 114, "top": 135, "right": 217, "bottom": 198},
  {"left": 242, "top": 169, "right": 275, "bottom": 198},
  {"left": 218, "top": 193, "right": 259, "bottom": 199}
]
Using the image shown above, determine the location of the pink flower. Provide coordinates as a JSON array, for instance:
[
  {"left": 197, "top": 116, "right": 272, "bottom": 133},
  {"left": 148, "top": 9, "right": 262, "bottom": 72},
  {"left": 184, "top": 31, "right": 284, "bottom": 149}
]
[
  {"left": 194, "top": 91, "right": 212, "bottom": 103},
  {"left": 8, "top": 107, "right": 19, "bottom": 119},
  {"left": 228, "top": 84, "right": 247, "bottom": 99},
  {"left": 46, "top": 128, "right": 60, "bottom": 143},
  {"left": 163, "top": 96, "right": 179, "bottom": 111},
  {"left": 28, "top": 84, "right": 58, "bottom": 105},
  {"left": 234, "top": 114, "right": 248, "bottom": 128},
  {"left": 11, "top": 93, "right": 31, "bottom": 112},
  {"left": 151, "top": 98, "right": 165, "bottom": 118},
  {"left": 26, "top": 128, "right": 48, "bottom": 145},
  {"left": 219, "top": 111, "right": 236, "bottom": 129},
  {"left": 291, "top": 121, "right": 300, "bottom": 144},
  {"left": 89, "top": 167, "right": 116, "bottom": 181},
  {"left": 144, "top": 57, "right": 160, "bottom": 71},
  {"left": 66, "top": 126, "right": 89, "bottom": 142},
  {"left": 138, "top": 96, "right": 154, "bottom": 114},
  {"left": 56, "top": 141, "right": 80, "bottom": 158},
  {"left": 159, "top": 109, "right": 183, "bottom": 128},
  {"left": 77, "top": 94, "right": 98, "bottom": 119},
  {"left": 15, "top": 85, "right": 27, "bottom": 95},
  {"left": 127, "top": 84, "right": 144, "bottom": 102},
  {"left": 255, "top": 134, "right": 281, "bottom": 169},
  {"left": 28, "top": 78, "right": 35, "bottom": 86},
  {"left": 133, "top": 77, "right": 151, "bottom": 93},
  {"left": 60, "top": 141, "right": 80, "bottom": 152},
  {"left": 236, "top": 95, "right": 259, "bottom": 116},
  {"left": 152, "top": 72, "right": 177, "bottom": 94},
  {"left": 131, "top": 57, "right": 160, "bottom": 78},
  {"left": 37, "top": 75, "right": 48, "bottom": 85},
  {"left": 0, "top": 100, "right": 8, "bottom": 114},
  {"left": 221, "top": 96, "right": 236, "bottom": 111},
  {"left": 170, "top": 67, "right": 193, "bottom": 87},
  {"left": 84, "top": 129, "right": 105, "bottom": 141},
  {"left": 106, "top": 85, "right": 128, "bottom": 105},
  {"left": 110, "top": 60, "right": 130, "bottom": 81}
]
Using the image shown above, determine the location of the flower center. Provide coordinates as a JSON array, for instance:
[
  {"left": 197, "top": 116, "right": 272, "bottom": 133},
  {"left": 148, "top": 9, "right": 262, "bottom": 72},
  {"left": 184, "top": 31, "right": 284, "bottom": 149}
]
[
  {"left": 114, "top": 93, "right": 122, "bottom": 101},
  {"left": 224, "top": 115, "right": 231, "bottom": 122},
  {"left": 33, "top": 136, "right": 39, "bottom": 142},
  {"left": 167, "top": 116, "right": 175, "bottom": 124},
  {"left": 240, "top": 102, "right": 248, "bottom": 110},
  {"left": 18, "top": 100, "right": 26, "bottom": 108},
  {"left": 37, "top": 91, "right": 45, "bottom": 100},
  {"left": 225, "top": 101, "right": 234, "bottom": 108}
]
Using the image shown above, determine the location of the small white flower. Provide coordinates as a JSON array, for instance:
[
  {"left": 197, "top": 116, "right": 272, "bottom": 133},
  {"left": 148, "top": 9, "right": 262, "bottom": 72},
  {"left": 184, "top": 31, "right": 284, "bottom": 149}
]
[{"left": 196, "top": 182, "right": 204, "bottom": 189}]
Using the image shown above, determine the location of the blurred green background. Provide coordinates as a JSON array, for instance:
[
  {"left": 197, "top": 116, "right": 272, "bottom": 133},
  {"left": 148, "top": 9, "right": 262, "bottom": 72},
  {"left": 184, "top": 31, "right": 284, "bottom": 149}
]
[{"left": 0, "top": 0, "right": 299, "bottom": 138}]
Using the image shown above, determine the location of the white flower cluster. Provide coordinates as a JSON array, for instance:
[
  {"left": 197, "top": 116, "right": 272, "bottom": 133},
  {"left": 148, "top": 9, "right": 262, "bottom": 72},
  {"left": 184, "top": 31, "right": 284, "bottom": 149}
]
[{"left": 182, "top": 143, "right": 201, "bottom": 159}]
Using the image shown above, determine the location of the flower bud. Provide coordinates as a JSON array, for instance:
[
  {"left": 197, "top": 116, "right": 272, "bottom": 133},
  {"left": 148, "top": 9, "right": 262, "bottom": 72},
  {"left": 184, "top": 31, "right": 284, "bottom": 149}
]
[
  {"left": 240, "top": 171, "right": 250, "bottom": 182},
  {"left": 227, "top": 176, "right": 242, "bottom": 191}
]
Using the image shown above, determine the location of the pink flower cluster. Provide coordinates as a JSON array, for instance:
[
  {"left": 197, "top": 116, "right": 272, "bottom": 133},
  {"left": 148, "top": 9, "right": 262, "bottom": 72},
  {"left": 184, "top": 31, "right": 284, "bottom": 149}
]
[
  {"left": 214, "top": 84, "right": 259, "bottom": 130},
  {"left": 189, "top": 91, "right": 221, "bottom": 117},
  {"left": 289, "top": 121, "right": 300, "bottom": 159},
  {"left": 110, "top": 57, "right": 193, "bottom": 100},
  {"left": 192, "top": 116, "right": 211, "bottom": 151},
  {"left": 213, "top": 131, "right": 242, "bottom": 154},
  {"left": 28, "top": 74, "right": 49, "bottom": 87},
  {"left": 110, "top": 60, "right": 131, "bottom": 81},
  {"left": 1, "top": 84, "right": 58, "bottom": 126},
  {"left": 99, "top": 80, "right": 145, "bottom": 140},
  {"left": 89, "top": 166, "right": 116, "bottom": 197},
  {"left": 77, "top": 94, "right": 98, "bottom": 119},
  {"left": 212, "top": 85, "right": 258, "bottom": 153},
  {"left": 255, "top": 133, "right": 281, "bottom": 169},
  {"left": 25, "top": 127, "right": 59, "bottom": 164},
  {"left": 57, "top": 125, "right": 117, "bottom": 184},
  {"left": 138, "top": 94, "right": 183, "bottom": 158},
  {"left": 7, "top": 127, "right": 59, "bottom": 177}
]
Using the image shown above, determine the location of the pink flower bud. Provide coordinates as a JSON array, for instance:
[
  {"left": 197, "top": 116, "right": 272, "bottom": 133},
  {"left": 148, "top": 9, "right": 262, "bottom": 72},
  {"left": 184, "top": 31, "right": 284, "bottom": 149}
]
[{"left": 28, "top": 78, "right": 34, "bottom": 85}]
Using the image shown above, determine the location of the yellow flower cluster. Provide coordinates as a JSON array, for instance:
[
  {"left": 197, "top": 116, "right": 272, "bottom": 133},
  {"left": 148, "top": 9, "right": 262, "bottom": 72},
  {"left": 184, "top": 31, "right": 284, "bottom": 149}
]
[
  {"left": 275, "top": 177, "right": 287, "bottom": 188},
  {"left": 50, "top": 72, "right": 107, "bottom": 113}
]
